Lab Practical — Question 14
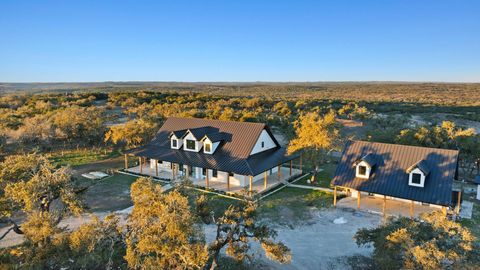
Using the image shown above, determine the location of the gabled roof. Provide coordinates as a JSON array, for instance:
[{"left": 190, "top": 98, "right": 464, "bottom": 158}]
[
  {"left": 127, "top": 117, "right": 291, "bottom": 175},
  {"left": 406, "top": 160, "right": 431, "bottom": 175},
  {"left": 170, "top": 129, "right": 188, "bottom": 139},
  {"left": 186, "top": 126, "right": 219, "bottom": 140},
  {"left": 355, "top": 153, "right": 378, "bottom": 167},
  {"left": 332, "top": 140, "right": 459, "bottom": 206},
  {"left": 202, "top": 132, "right": 230, "bottom": 143}
]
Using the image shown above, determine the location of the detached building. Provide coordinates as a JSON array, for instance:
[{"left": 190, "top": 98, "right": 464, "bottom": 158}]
[
  {"left": 125, "top": 117, "right": 302, "bottom": 194},
  {"left": 331, "top": 140, "right": 461, "bottom": 215}
]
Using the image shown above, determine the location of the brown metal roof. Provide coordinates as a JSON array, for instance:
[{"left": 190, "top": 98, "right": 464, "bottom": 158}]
[
  {"left": 150, "top": 117, "right": 279, "bottom": 159},
  {"left": 332, "top": 140, "right": 459, "bottom": 206},
  {"left": 127, "top": 117, "right": 292, "bottom": 175}
]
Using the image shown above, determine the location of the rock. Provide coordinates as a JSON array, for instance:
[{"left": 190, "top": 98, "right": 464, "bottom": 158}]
[{"left": 333, "top": 217, "right": 347, "bottom": 224}]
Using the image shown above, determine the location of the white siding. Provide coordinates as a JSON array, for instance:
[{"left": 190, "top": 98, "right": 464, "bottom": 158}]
[
  {"left": 408, "top": 168, "right": 426, "bottom": 187},
  {"left": 250, "top": 129, "right": 276, "bottom": 155},
  {"left": 170, "top": 135, "right": 183, "bottom": 149},
  {"left": 183, "top": 132, "right": 201, "bottom": 152},
  {"left": 356, "top": 161, "right": 371, "bottom": 179},
  {"left": 202, "top": 139, "right": 220, "bottom": 154}
]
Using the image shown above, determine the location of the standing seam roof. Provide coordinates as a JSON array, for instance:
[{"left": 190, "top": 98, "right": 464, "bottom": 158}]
[{"left": 331, "top": 140, "right": 459, "bottom": 206}]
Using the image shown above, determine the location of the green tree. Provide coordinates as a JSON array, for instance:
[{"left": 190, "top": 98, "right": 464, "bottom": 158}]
[
  {"left": 197, "top": 194, "right": 291, "bottom": 269},
  {"left": 68, "top": 214, "right": 126, "bottom": 269},
  {"left": 355, "top": 211, "right": 478, "bottom": 270},
  {"left": 104, "top": 118, "right": 158, "bottom": 148},
  {"left": 0, "top": 155, "right": 82, "bottom": 242},
  {"left": 288, "top": 110, "right": 340, "bottom": 169},
  {"left": 125, "top": 177, "right": 208, "bottom": 269}
]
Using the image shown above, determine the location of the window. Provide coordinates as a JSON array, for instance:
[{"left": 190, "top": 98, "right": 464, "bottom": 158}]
[
  {"left": 186, "top": 139, "right": 196, "bottom": 150},
  {"left": 358, "top": 166, "right": 367, "bottom": 176},
  {"left": 204, "top": 143, "right": 211, "bottom": 152},
  {"left": 212, "top": 170, "right": 218, "bottom": 178},
  {"left": 202, "top": 168, "right": 207, "bottom": 176},
  {"left": 228, "top": 172, "right": 234, "bottom": 177},
  {"left": 411, "top": 173, "right": 422, "bottom": 184},
  {"left": 261, "top": 141, "right": 265, "bottom": 148},
  {"left": 172, "top": 139, "right": 177, "bottom": 148}
]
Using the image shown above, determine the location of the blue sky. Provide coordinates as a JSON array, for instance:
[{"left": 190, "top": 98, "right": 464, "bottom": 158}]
[{"left": 1, "top": 1, "right": 479, "bottom": 82}]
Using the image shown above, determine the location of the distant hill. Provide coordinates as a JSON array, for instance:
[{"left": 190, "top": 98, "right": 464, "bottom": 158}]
[{"left": 1, "top": 81, "right": 479, "bottom": 106}]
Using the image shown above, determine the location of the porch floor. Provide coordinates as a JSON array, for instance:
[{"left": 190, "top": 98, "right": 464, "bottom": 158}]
[
  {"left": 126, "top": 165, "right": 177, "bottom": 180},
  {"left": 337, "top": 196, "right": 439, "bottom": 217},
  {"left": 125, "top": 165, "right": 301, "bottom": 194}
]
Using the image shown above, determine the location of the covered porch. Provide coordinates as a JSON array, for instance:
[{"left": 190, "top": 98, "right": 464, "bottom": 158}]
[
  {"left": 123, "top": 154, "right": 303, "bottom": 195},
  {"left": 333, "top": 186, "right": 448, "bottom": 217}
]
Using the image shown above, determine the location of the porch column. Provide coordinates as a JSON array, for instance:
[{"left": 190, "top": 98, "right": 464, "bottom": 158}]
[
  {"left": 206, "top": 169, "right": 209, "bottom": 188},
  {"left": 124, "top": 154, "right": 128, "bottom": 170},
  {"left": 186, "top": 166, "right": 189, "bottom": 179},
  {"left": 249, "top": 176, "right": 253, "bottom": 193},
  {"left": 172, "top": 164, "right": 175, "bottom": 180},
  {"left": 264, "top": 171, "right": 268, "bottom": 189},
  {"left": 357, "top": 191, "right": 361, "bottom": 209},
  {"left": 155, "top": 160, "right": 159, "bottom": 177},
  {"left": 277, "top": 165, "right": 281, "bottom": 181},
  {"left": 382, "top": 195, "right": 387, "bottom": 217},
  {"left": 333, "top": 186, "right": 337, "bottom": 207},
  {"left": 456, "top": 191, "right": 462, "bottom": 214},
  {"left": 139, "top": 157, "right": 143, "bottom": 174},
  {"left": 410, "top": 200, "right": 414, "bottom": 217},
  {"left": 290, "top": 160, "right": 293, "bottom": 176},
  {"left": 227, "top": 175, "right": 230, "bottom": 192}
]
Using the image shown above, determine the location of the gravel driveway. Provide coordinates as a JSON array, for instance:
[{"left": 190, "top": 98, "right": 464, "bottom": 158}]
[
  {"left": 205, "top": 207, "right": 381, "bottom": 270},
  {"left": 1, "top": 207, "right": 380, "bottom": 269}
]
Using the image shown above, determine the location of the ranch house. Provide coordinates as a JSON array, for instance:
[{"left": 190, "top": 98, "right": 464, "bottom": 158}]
[{"left": 124, "top": 117, "right": 302, "bottom": 194}]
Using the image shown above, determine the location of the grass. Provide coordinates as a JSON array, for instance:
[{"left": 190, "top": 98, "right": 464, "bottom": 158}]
[
  {"left": 82, "top": 173, "right": 140, "bottom": 212},
  {"left": 294, "top": 163, "right": 337, "bottom": 188},
  {"left": 49, "top": 148, "right": 120, "bottom": 167},
  {"left": 185, "top": 189, "right": 242, "bottom": 217},
  {"left": 259, "top": 187, "right": 333, "bottom": 226},
  {"left": 460, "top": 200, "right": 480, "bottom": 240}
]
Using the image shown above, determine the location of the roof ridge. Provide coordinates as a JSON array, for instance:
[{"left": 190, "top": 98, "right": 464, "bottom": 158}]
[
  {"left": 167, "top": 116, "right": 265, "bottom": 126},
  {"left": 350, "top": 140, "right": 459, "bottom": 153}
]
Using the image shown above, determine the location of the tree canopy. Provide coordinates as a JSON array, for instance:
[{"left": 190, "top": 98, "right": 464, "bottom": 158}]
[{"left": 355, "top": 211, "right": 479, "bottom": 270}]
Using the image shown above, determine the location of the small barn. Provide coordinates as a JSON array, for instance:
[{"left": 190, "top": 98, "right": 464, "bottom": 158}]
[{"left": 331, "top": 140, "right": 460, "bottom": 216}]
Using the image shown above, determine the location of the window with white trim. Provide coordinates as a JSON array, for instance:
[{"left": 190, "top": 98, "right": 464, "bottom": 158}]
[
  {"left": 411, "top": 173, "right": 422, "bottom": 185},
  {"left": 204, "top": 143, "right": 211, "bottom": 152},
  {"left": 186, "top": 139, "right": 196, "bottom": 150},
  {"left": 355, "top": 161, "right": 371, "bottom": 179}
]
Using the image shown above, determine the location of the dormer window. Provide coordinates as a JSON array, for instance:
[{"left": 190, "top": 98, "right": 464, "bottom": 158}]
[
  {"left": 355, "top": 154, "right": 377, "bottom": 179},
  {"left": 407, "top": 160, "right": 429, "bottom": 188},
  {"left": 408, "top": 169, "right": 426, "bottom": 187},
  {"left": 204, "top": 143, "right": 211, "bottom": 153},
  {"left": 356, "top": 161, "right": 371, "bottom": 179},
  {"left": 186, "top": 139, "right": 196, "bottom": 150},
  {"left": 411, "top": 173, "right": 422, "bottom": 185},
  {"left": 172, "top": 139, "right": 178, "bottom": 148},
  {"left": 358, "top": 165, "right": 367, "bottom": 176}
]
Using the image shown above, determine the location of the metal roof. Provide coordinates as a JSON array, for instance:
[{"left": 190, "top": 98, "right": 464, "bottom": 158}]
[
  {"left": 406, "top": 160, "right": 431, "bottom": 176},
  {"left": 361, "top": 153, "right": 378, "bottom": 167},
  {"left": 170, "top": 129, "right": 188, "bottom": 139},
  {"left": 202, "top": 132, "right": 230, "bottom": 143},
  {"left": 127, "top": 117, "right": 292, "bottom": 175},
  {"left": 332, "top": 140, "right": 459, "bottom": 206},
  {"left": 186, "top": 126, "right": 219, "bottom": 140}
]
